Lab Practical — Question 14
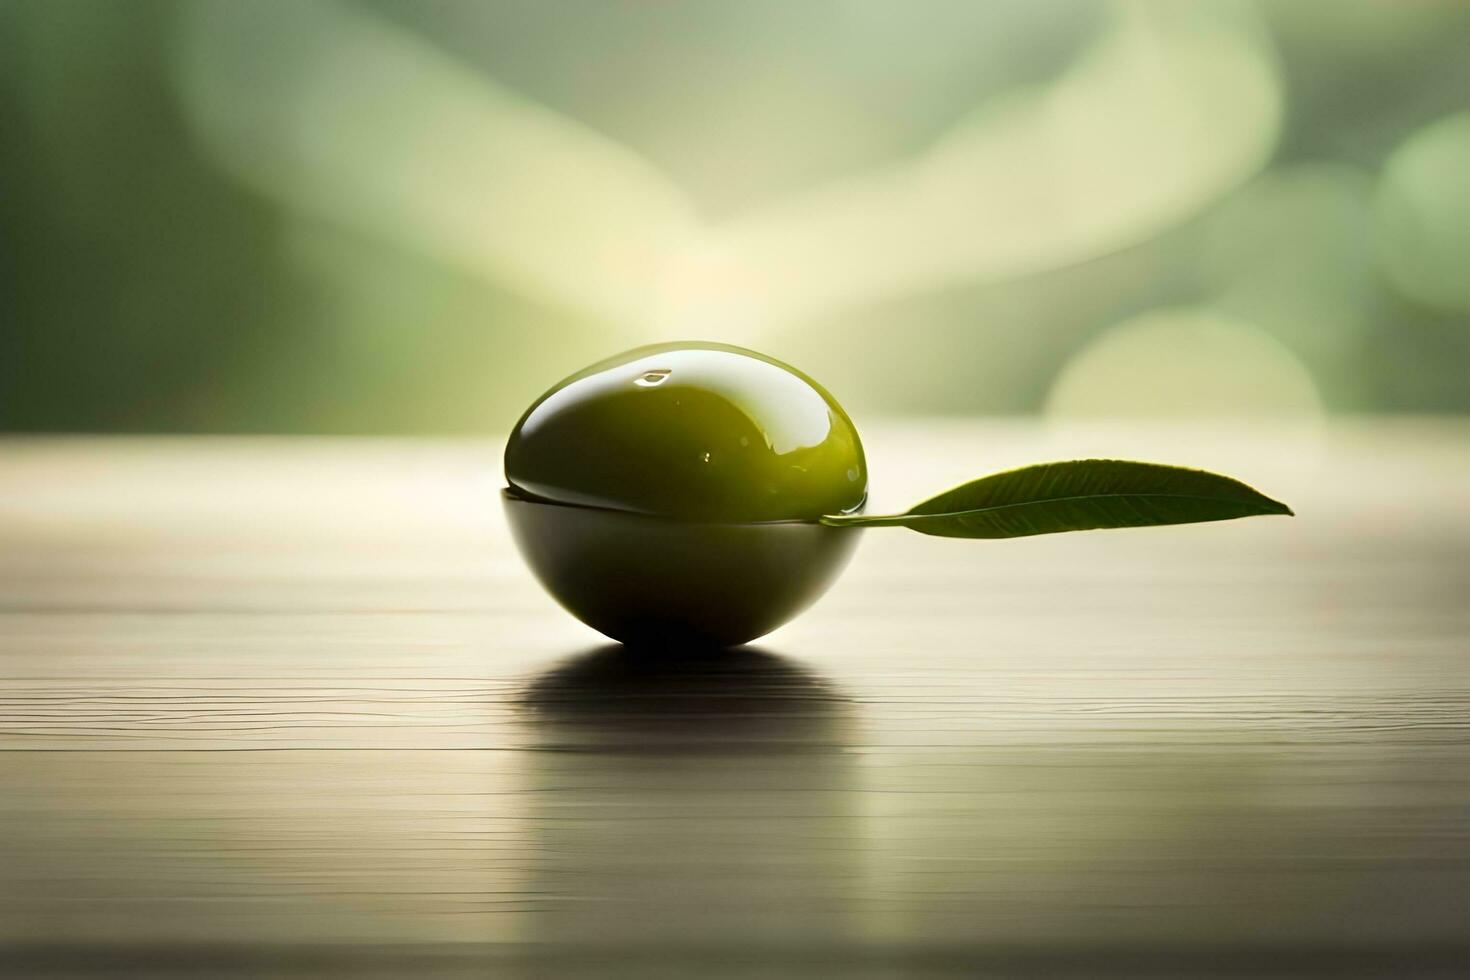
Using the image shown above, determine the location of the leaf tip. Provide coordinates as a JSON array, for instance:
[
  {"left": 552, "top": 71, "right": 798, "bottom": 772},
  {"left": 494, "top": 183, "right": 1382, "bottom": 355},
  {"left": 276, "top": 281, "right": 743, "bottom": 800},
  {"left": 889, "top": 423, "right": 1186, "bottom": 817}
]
[{"left": 1256, "top": 495, "right": 1293, "bottom": 517}]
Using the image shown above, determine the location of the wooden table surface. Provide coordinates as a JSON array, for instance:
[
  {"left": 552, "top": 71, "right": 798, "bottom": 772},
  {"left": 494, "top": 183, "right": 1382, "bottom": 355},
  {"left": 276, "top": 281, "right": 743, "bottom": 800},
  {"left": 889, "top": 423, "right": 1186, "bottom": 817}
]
[{"left": 1, "top": 421, "right": 1467, "bottom": 978}]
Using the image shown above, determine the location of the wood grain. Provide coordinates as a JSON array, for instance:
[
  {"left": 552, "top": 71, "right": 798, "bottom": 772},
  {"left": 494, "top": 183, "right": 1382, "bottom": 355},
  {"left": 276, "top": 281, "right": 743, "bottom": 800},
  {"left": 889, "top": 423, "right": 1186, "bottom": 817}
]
[{"left": 1, "top": 422, "right": 1468, "bottom": 977}]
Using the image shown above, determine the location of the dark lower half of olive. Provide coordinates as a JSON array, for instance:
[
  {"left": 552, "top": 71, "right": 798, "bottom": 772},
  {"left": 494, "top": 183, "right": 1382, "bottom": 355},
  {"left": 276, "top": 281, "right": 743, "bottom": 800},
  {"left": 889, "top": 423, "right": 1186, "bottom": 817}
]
[{"left": 503, "top": 492, "right": 862, "bottom": 649}]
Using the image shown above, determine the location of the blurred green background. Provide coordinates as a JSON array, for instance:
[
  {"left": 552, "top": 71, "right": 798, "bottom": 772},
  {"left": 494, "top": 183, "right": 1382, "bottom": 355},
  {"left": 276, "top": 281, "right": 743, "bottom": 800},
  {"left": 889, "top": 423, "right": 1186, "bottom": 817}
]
[{"left": 3, "top": 0, "right": 1470, "bottom": 434}]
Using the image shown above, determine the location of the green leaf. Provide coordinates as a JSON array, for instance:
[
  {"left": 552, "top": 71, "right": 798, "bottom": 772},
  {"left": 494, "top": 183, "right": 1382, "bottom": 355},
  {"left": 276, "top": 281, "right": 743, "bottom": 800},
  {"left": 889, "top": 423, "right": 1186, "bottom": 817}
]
[{"left": 820, "top": 459, "right": 1292, "bottom": 538}]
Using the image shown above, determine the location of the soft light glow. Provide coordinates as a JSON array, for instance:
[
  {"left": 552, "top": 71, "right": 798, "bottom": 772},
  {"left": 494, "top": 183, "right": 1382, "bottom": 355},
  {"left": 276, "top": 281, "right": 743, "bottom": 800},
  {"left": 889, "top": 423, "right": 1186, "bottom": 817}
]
[
  {"left": 178, "top": 0, "right": 700, "bottom": 328},
  {"left": 1203, "top": 163, "right": 1378, "bottom": 407},
  {"left": 1375, "top": 111, "right": 1470, "bottom": 313},
  {"left": 712, "top": 1, "right": 1282, "bottom": 336},
  {"left": 1045, "top": 308, "right": 1325, "bottom": 420},
  {"left": 178, "top": 0, "right": 1280, "bottom": 344}
]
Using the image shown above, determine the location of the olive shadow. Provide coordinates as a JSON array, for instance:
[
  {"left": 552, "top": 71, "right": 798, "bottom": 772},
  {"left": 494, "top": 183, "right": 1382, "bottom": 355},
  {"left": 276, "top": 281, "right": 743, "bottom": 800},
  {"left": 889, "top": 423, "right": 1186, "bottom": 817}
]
[
  {"left": 514, "top": 644, "right": 866, "bottom": 946},
  {"left": 517, "top": 643, "right": 855, "bottom": 753}
]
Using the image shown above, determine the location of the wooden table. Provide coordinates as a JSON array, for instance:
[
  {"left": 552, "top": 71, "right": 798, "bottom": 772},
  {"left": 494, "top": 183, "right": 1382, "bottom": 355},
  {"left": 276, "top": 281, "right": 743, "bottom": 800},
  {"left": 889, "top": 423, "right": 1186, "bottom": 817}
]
[{"left": 2, "top": 422, "right": 1467, "bottom": 977}]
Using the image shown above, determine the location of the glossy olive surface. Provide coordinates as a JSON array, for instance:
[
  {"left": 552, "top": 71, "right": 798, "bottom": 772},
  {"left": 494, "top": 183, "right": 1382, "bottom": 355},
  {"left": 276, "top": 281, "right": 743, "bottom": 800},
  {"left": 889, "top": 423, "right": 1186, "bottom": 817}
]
[
  {"left": 505, "top": 342, "right": 866, "bottom": 523},
  {"left": 503, "top": 492, "right": 862, "bottom": 648}
]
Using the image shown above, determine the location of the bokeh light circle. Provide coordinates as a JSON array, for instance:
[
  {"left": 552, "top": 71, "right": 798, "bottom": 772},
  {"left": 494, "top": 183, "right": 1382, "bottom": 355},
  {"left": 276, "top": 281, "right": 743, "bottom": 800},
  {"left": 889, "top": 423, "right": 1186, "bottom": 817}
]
[
  {"left": 1375, "top": 111, "right": 1470, "bottom": 312},
  {"left": 1045, "top": 308, "right": 1325, "bottom": 420}
]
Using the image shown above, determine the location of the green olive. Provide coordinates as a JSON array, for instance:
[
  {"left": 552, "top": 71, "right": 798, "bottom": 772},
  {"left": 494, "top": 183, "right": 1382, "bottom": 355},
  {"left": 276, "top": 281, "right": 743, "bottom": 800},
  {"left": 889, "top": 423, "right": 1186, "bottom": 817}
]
[
  {"left": 503, "top": 342, "right": 866, "bottom": 648},
  {"left": 505, "top": 342, "right": 866, "bottom": 522}
]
